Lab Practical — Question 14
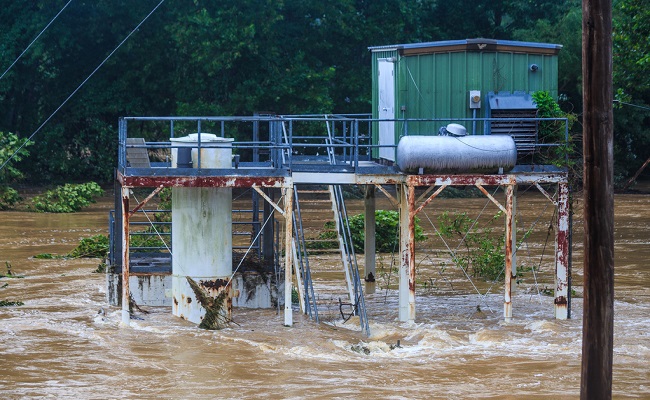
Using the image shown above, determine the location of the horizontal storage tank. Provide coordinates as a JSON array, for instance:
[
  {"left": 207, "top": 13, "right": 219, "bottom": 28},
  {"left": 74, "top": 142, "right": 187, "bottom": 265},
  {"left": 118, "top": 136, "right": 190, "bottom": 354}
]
[{"left": 396, "top": 135, "right": 517, "bottom": 174}]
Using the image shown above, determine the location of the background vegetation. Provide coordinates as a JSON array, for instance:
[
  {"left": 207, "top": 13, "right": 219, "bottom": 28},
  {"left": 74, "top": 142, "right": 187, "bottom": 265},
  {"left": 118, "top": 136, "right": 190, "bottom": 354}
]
[{"left": 0, "top": 0, "right": 647, "bottom": 185}]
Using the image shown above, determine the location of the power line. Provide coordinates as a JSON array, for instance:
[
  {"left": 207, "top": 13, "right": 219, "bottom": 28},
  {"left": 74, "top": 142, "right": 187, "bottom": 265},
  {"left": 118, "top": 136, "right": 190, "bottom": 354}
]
[
  {"left": 0, "top": 0, "right": 74, "bottom": 81},
  {"left": 614, "top": 99, "right": 650, "bottom": 112},
  {"left": 0, "top": 0, "right": 167, "bottom": 173}
]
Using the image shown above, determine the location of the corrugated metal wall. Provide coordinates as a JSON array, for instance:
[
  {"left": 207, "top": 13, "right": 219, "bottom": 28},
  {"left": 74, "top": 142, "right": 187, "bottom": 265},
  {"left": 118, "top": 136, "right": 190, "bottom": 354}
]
[{"left": 371, "top": 45, "right": 559, "bottom": 151}]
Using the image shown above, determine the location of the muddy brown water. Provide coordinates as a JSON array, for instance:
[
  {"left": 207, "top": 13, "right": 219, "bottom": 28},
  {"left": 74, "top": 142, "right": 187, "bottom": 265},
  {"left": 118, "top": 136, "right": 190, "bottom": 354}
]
[{"left": 0, "top": 191, "right": 648, "bottom": 399}]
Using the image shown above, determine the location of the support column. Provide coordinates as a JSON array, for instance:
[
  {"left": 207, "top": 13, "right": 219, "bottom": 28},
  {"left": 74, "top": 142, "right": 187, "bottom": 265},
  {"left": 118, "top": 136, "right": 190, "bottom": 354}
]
[
  {"left": 121, "top": 186, "right": 130, "bottom": 325},
  {"left": 364, "top": 185, "right": 376, "bottom": 294},
  {"left": 283, "top": 184, "right": 294, "bottom": 327},
  {"left": 555, "top": 182, "right": 570, "bottom": 319},
  {"left": 398, "top": 184, "right": 416, "bottom": 323},
  {"left": 504, "top": 184, "right": 515, "bottom": 321}
]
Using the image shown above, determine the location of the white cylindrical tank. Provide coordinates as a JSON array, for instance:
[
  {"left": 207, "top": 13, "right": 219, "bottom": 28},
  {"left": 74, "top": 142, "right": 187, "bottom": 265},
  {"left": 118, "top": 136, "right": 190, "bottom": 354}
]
[
  {"left": 396, "top": 135, "right": 517, "bottom": 174},
  {"left": 170, "top": 134, "right": 234, "bottom": 324}
]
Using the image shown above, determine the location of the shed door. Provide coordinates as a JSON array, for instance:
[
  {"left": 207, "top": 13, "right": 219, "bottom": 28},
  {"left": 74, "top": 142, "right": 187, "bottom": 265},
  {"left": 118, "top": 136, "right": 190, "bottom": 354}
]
[{"left": 378, "top": 59, "right": 395, "bottom": 161}]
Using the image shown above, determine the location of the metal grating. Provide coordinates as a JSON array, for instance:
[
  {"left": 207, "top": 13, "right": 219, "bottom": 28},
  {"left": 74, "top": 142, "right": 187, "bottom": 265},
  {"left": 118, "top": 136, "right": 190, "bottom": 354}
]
[{"left": 490, "top": 109, "right": 538, "bottom": 154}]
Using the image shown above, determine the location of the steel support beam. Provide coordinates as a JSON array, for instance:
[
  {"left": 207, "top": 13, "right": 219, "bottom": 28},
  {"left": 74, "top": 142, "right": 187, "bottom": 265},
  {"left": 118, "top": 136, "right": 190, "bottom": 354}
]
[
  {"left": 504, "top": 184, "right": 516, "bottom": 321},
  {"left": 121, "top": 187, "right": 130, "bottom": 325},
  {"left": 283, "top": 184, "right": 294, "bottom": 327},
  {"left": 364, "top": 185, "right": 376, "bottom": 294},
  {"left": 555, "top": 182, "right": 570, "bottom": 319},
  {"left": 398, "top": 184, "right": 416, "bottom": 323}
]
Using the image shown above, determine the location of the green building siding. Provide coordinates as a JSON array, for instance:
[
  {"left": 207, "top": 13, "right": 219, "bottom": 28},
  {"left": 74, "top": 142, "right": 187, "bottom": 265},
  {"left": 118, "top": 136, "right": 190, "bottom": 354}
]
[{"left": 371, "top": 40, "right": 561, "bottom": 155}]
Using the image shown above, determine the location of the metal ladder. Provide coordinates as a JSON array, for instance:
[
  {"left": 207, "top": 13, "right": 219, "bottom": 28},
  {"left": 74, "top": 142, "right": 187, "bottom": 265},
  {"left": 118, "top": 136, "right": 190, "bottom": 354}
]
[{"left": 324, "top": 118, "right": 370, "bottom": 336}]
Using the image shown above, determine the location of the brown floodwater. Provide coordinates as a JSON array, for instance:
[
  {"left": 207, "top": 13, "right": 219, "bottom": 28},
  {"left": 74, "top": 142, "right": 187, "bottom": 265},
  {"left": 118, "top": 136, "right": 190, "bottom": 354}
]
[{"left": 0, "top": 190, "right": 648, "bottom": 399}]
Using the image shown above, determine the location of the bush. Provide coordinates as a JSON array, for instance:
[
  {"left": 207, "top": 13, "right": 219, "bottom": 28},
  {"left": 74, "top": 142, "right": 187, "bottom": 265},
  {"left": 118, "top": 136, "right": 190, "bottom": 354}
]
[
  {"left": 0, "top": 186, "right": 21, "bottom": 210},
  {"left": 317, "top": 210, "right": 427, "bottom": 253},
  {"left": 437, "top": 211, "right": 505, "bottom": 281},
  {"left": 31, "top": 182, "right": 104, "bottom": 213},
  {"left": 68, "top": 234, "right": 109, "bottom": 258}
]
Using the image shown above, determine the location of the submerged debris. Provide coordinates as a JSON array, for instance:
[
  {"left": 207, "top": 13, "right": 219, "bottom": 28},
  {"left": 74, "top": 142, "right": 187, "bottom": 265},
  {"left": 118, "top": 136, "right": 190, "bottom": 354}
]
[
  {"left": 186, "top": 276, "right": 231, "bottom": 330},
  {"left": 350, "top": 344, "right": 371, "bottom": 355},
  {"left": 0, "top": 300, "right": 24, "bottom": 307},
  {"left": 128, "top": 292, "right": 150, "bottom": 319}
]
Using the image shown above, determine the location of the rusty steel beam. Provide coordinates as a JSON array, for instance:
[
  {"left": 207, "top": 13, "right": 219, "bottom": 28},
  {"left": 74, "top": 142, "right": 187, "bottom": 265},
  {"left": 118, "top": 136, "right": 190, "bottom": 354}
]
[
  {"left": 475, "top": 183, "right": 506, "bottom": 213},
  {"left": 374, "top": 184, "right": 399, "bottom": 208},
  {"left": 252, "top": 185, "right": 285, "bottom": 216},
  {"left": 118, "top": 172, "right": 287, "bottom": 189},
  {"left": 398, "top": 183, "right": 416, "bottom": 323},
  {"left": 283, "top": 183, "right": 294, "bottom": 327},
  {"left": 121, "top": 187, "right": 131, "bottom": 325},
  {"left": 414, "top": 184, "right": 448, "bottom": 215},
  {"left": 503, "top": 185, "right": 517, "bottom": 321},
  {"left": 555, "top": 182, "right": 570, "bottom": 319},
  {"left": 129, "top": 185, "right": 164, "bottom": 218},
  {"left": 408, "top": 174, "right": 516, "bottom": 187}
]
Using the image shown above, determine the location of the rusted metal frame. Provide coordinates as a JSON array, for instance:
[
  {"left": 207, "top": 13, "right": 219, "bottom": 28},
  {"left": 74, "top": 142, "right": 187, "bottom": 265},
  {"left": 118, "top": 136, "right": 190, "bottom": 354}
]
[
  {"left": 415, "top": 185, "right": 436, "bottom": 204},
  {"left": 252, "top": 185, "right": 285, "bottom": 216},
  {"left": 128, "top": 185, "right": 164, "bottom": 218},
  {"left": 475, "top": 183, "right": 506, "bottom": 213},
  {"left": 408, "top": 174, "right": 513, "bottom": 187},
  {"left": 534, "top": 182, "right": 558, "bottom": 206},
  {"left": 283, "top": 183, "right": 295, "bottom": 327},
  {"left": 117, "top": 171, "right": 287, "bottom": 189},
  {"left": 555, "top": 182, "right": 570, "bottom": 320},
  {"left": 414, "top": 184, "right": 448, "bottom": 215},
  {"left": 364, "top": 185, "right": 376, "bottom": 294},
  {"left": 375, "top": 184, "right": 399, "bottom": 207},
  {"left": 121, "top": 186, "right": 131, "bottom": 325},
  {"left": 398, "top": 183, "right": 416, "bottom": 323},
  {"left": 504, "top": 184, "right": 516, "bottom": 321}
]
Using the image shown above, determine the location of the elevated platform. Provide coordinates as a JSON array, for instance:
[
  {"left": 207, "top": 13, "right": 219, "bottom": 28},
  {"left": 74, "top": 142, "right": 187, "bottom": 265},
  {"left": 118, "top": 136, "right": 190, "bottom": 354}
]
[{"left": 112, "top": 115, "right": 571, "bottom": 330}]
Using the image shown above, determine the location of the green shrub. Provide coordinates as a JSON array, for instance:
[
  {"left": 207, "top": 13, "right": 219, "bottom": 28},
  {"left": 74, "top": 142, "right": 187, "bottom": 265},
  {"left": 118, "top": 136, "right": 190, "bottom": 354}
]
[
  {"left": 31, "top": 182, "right": 104, "bottom": 213},
  {"left": 68, "top": 234, "right": 109, "bottom": 258},
  {"left": 437, "top": 211, "right": 505, "bottom": 281},
  {"left": 317, "top": 210, "right": 427, "bottom": 253},
  {"left": 0, "top": 186, "right": 21, "bottom": 210}
]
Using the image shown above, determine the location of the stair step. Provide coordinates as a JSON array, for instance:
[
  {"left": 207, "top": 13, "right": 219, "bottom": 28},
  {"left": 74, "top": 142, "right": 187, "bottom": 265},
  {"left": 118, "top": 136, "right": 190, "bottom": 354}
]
[
  {"left": 297, "top": 190, "right": 330, "bottom": 194},
  {"left": 299, "top": 199, "right": 332, "bottom": 203}
]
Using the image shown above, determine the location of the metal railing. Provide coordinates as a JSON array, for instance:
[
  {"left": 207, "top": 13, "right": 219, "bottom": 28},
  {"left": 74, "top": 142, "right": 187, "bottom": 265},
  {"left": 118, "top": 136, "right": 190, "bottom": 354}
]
[{"left": 117, "top": 115, "right": 570, "bottom": 175}]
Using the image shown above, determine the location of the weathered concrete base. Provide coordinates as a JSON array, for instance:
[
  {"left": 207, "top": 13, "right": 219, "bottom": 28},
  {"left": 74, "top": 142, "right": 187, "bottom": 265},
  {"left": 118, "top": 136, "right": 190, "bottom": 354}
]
[{"left": 107, "top": 271, "right": 278, "bottom": 309}]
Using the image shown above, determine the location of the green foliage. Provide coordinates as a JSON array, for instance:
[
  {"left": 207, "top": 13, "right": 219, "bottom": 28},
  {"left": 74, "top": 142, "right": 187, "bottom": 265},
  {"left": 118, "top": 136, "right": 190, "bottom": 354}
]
[
  {"left": 0, "top": 131, "right": 31, "bottom": 209},
  {"left": 31, "top": 182, "right": 104, "bottom": 213},
  {"left": 612, "top": 0, "right": 650, "bottom": 179},
  {"left": 437, "top": 211, "right": 505, "bottom": 281},
  {"left": 352, "top": 210, "right": 427, "bottom": 253},
  {"left": 0, "top": 131, "right": 32, "bottom": 183},
  {"left": 68, "top": 234, "right": 109, "bottom": 258},
  {"left": 532, "top": 91, "right": 579, "bottom": 173},
  {"left": 0, "top": 185, "right": 21, "bottom": 210},
  {"left": 0, "top": 300, "right": 24, "bottom": 307}
]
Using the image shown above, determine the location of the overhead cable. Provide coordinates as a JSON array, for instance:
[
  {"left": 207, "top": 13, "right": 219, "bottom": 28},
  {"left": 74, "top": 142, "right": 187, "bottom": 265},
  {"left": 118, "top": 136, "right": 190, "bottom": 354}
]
[
  {"left": 0, "top": 0, "right": 74, "bottom": 81},
  {"left": 0, "top": 0, "right": 167, "bottom": 173}
]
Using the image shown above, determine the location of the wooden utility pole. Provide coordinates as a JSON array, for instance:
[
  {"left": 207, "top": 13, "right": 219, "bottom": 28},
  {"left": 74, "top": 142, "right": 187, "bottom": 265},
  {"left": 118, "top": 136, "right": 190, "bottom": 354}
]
[{"left": 581, "top": 0, "right": 614, "bottom": 398}]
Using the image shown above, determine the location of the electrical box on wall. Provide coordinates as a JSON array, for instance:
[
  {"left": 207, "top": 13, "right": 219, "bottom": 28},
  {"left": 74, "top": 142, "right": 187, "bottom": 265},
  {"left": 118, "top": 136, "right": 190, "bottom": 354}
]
[{"left": 469, "top": 90, "right": 481, "bottom": 109}]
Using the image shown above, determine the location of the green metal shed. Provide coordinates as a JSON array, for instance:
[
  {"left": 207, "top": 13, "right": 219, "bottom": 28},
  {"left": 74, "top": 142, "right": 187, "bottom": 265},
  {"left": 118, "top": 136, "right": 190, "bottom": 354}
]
[{"left": 369, "top": 38, "right": 562, "bottom": 161}]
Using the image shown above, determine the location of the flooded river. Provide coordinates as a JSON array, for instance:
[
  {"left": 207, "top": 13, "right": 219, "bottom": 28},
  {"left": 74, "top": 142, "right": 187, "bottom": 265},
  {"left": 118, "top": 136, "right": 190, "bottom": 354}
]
[{"left": 0, "top": 190, "right": 648, "bottom": 399}]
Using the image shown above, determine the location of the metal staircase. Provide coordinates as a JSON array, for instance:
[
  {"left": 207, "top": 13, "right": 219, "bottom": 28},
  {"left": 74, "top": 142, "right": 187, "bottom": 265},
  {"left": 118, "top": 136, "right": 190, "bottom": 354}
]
[{"left": 281, "top": 119, "right": 370, "bottom": 336}]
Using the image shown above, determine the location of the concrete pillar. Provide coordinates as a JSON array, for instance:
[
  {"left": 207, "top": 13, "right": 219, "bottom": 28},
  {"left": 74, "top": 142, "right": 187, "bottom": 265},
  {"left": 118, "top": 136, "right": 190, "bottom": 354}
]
[
  {"left": 364, "top": 185, "right": 376, "bottom": 294},
  {"left": 170, "top": 134, "right": 234, "bottom": 324},
  {"left": 398, "top": 184, "right": 416, "bottom": 323},
  {"left": 555, "top": 182, "right": 570, "bottom": 319}
]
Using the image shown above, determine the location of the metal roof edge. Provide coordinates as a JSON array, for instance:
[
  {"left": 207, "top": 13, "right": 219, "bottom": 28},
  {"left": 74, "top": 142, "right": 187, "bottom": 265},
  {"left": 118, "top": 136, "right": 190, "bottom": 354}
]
[{"left": 369, "top": 38, "right": 562, "bottom": 53}]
